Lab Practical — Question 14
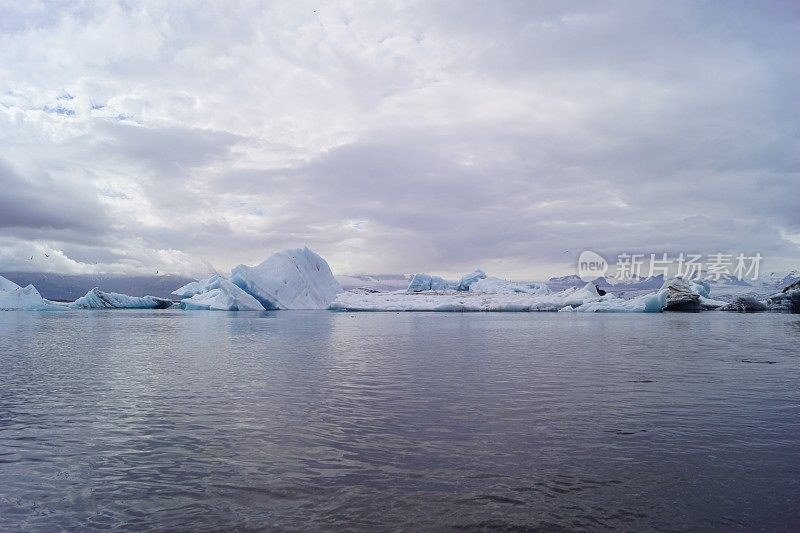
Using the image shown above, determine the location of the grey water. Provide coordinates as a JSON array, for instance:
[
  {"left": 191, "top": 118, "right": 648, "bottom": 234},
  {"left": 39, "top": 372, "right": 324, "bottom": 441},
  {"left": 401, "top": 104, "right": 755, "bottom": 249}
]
[{"left": 0, "top": 311, "right": 798, "bottom": 531}]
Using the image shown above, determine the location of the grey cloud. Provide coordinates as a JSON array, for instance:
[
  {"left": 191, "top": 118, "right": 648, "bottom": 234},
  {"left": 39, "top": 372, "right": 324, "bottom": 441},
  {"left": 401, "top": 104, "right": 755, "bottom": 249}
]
[
  {"left": 94, "top": 121, "right": 243, "bottom": 174},
  {"left": 0, "top": 158, "right": 111, "bottom": 234}
]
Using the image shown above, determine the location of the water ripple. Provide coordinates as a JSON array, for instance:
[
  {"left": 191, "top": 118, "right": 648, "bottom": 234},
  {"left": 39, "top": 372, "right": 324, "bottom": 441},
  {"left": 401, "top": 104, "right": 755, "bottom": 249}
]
[{"left": 1, "top": 311, "right": 799, "bottom": 530}]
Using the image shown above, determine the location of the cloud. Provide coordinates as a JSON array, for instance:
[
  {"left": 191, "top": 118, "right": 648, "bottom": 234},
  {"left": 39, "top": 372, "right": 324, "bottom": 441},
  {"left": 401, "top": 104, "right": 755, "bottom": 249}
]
[
  {"left": 0, "top": 158, "right": 111, "bottom": 233},
  {"left": 0, "top": 0, "right": 798, "bottom": 279}
]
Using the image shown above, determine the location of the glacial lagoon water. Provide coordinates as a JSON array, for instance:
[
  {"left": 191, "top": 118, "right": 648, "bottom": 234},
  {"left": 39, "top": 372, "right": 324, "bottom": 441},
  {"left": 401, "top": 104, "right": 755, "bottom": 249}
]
[{"left": 1, "top": 310, "right": 798, "bottom": 531}]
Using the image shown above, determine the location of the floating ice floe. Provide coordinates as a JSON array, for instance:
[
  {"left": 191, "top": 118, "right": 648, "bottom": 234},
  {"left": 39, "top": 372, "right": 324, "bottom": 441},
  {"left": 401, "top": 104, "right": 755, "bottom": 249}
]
[
  {"left": 230, "top": 247, "right": 342, "bottom": 309},
  {"left": 331, "top": 282, "right": 614, "bottom": 312},
  {"left": 180, "top": 277, "right": 265, "bottom": 311},
  {"left": 69, "top": 288, "right": 173, "bottom": 309},
  {"left": 564, "top": 289, "right": 669, "bottom": 313},
  {"left": 0, "top": 276, "right": 64, "bottom": 311},
  {"left": 331, "top": 275, "right": 744, "bottom": 313}
]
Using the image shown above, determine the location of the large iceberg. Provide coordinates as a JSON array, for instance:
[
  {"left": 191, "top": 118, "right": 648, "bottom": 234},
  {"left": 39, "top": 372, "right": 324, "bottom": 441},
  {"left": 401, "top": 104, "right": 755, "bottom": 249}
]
[
  {"left": 180, "top": 277, "right": 265, "bottom": 311},
  {"left": 69, "top": 288, "right": 173, "bottom": 309},
  {"left": 0, "top": 277, "right": 63, "bottom": 311},
  {"left": 229, "top": 247, "right": 342, "bottom": 309}
]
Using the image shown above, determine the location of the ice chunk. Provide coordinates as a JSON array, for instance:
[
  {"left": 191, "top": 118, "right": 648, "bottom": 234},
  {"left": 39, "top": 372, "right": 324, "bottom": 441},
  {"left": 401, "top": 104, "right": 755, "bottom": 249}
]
[
  {"left": 659, "top": 277, "right": 726, "bottom": 311},
  {"left": 766, "top": 281, "right": 800, "bottom": 313},
  {"left": 0, "top": 284, "right": 64, "bottom": 310},
  {"left": 661, "top": 277, "right": 729, "bottom": 311},
  {"left": 571, "top": 289, "right": 668, "bottom": 313},
  {"left": 698, "top": 296, "right": 727, "bottom": 309},
  {"left": 456, "top": 269, "right": 487, "bottom": 291},
  {"left": 69, "top": 288, "right": 173, "bottom": 309},
  {"left": 172, "top": 274, "right": 225, "bottom": 298},
  {"left": 660, "top": 277, "right": 703, "bottom": 311},
  {"left": 229, "top": 247, "right": 342, "bottom": 309},
  {"left": 469, "top": 276, "right": 550, "bottom": 295},
  {"left": 406, "top": 273, "right": 455, "bottom": 292},
  {"left": 181, "top": 278, "right": 265, "bottom": 311},
  {"left": 719, "top": 296, "right": 768, "bottom": 312}
]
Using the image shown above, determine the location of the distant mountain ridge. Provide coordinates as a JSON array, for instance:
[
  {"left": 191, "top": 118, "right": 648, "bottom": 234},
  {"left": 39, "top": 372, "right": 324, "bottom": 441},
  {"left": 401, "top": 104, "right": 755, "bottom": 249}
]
[{"left": 0, "top": 272, "right": 195, "bottom": 301}]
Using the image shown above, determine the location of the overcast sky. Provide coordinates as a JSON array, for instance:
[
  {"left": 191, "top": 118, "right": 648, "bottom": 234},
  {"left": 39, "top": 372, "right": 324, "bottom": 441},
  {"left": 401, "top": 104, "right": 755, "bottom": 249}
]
[{"left": 1, "top": 0, "right": 798, "bottom": 279}]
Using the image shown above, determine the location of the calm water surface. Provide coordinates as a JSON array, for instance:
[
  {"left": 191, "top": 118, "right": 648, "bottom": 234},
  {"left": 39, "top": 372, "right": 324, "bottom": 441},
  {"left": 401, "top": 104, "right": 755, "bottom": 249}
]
[{"left": 0, "top": 311, "right": 798, "bottom": 531}]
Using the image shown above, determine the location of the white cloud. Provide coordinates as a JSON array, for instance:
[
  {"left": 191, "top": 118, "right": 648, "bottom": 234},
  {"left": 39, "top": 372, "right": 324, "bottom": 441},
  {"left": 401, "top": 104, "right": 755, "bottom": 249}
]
[{"left": 0, "top": 0, "right": 798, "bottom": 279}]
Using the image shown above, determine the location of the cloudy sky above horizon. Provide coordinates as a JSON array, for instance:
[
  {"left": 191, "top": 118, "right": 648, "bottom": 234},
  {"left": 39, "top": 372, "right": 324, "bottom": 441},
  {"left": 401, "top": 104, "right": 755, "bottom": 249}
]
[{"left": 1, "top": 0, "right": 799, "bottom": 279}]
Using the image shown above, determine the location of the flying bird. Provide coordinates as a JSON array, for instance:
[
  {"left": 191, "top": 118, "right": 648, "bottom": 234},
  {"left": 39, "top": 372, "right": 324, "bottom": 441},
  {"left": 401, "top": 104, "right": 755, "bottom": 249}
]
[
  {"left": 29, "top": 255, "right": 33, "bottom": 260},
  {"left": 45, "top": 254, "right": 49, "bottom": 258}
]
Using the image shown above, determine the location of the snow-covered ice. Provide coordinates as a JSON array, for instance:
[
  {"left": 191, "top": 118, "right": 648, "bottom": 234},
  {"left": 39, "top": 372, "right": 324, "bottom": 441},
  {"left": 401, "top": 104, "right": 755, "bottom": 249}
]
[
  {"left": 330, "top": 277, "right": 735, "bottom": 314},
  {"left": 331, "top": 283, "right": 615, "bottom": 312},
  {"left": 181, "top": 277, "right": 265, "bottom": 311},
  {"left": 69, "top": 288, "right": 173, "bottom": 309},
  {"left": 469, "top": 276, "right": 550, "bottom": 295},
  {"left": 230, "top": 247, "right": 342, "bottom": 309}
]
